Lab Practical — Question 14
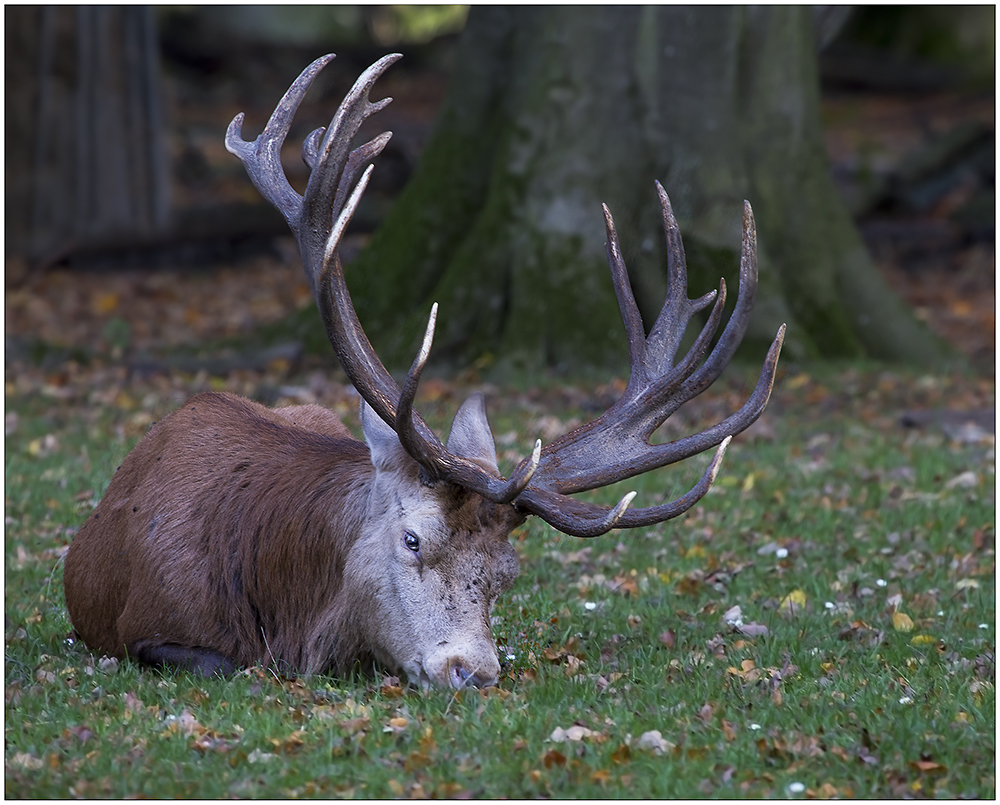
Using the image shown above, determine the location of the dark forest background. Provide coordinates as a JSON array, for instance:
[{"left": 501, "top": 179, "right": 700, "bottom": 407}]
[{"left": 5, "top": 6, "right": 994, "bottom": 374}]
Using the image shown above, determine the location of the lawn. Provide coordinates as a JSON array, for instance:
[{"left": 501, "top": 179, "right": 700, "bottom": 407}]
[{"left": 5, "top": 357, "right": 994, "bottom": 798}]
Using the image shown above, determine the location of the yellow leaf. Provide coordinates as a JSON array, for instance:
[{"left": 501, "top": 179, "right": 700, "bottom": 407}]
[
  {"left": 955, "top": 578, "right": 980, "bottom": 590},
  {"left": 892, "top": 611, "right": 915, "bottom": 632},
  {"left": 741, "top": 472, "right": 755, "bottom": 493},
  {"left": 910, "top": 634, "right": 935, "bottom": 645},
  {"left": 787, "top": 373, "right": 811, "bottom": 390},
  {"left": 780, "top": 589, "right": 807, "bottom": 613},
  {"left": 93, "top": 292, "right": 120, "bottom": 315}
]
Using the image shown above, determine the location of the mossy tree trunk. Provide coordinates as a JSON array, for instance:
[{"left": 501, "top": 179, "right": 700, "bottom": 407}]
[{"left": 347, "top": 6, "right": 951, "bottom": 372}]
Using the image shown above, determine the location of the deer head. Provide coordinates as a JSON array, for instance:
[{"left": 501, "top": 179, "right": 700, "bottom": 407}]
[{"left": 63, "top": 54, "right": 782, "bottom": 691}]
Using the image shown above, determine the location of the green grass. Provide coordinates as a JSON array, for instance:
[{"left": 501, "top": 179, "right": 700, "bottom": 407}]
[{"left": 5, "top": 360, "right": 994, "bottom": 798}]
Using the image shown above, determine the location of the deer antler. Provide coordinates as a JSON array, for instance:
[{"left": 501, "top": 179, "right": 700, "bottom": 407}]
[
  {"left": 227, "top": 55, "right": 784, "bottom": 538},
  {"left": 512, "top": 185, "right": 785, "bottom": 536},
  {"left": 226, "top": 54, "right": 540, "bottom": 503}
]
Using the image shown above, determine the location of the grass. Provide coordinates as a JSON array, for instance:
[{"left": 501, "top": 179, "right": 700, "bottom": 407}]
[{"left": 5, "top": 358, "right": 995, "bottom": 798}]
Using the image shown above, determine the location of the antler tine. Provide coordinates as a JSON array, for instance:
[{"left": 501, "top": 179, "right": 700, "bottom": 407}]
[
  {"left": 517, "top": 487, "right": 639, "bottom": 539},
  {"left": 392, "top": 303, "right": 542, "bottom": 501},
  {"left": 603, "top": 204, "right": 646, "bottom": 374},
  {"left": 300, "top": 53, "right": 400, "bottom": 295},
  {"left": 614, "top": 435, "right": 731, "bottom": 529},
  {"left": 225, "top": 54, "right": 336, "bottom": 224},
  {"left": 634, "top": 322, "right": 785, "bottom": 468},
  {"left": 517, "top": 436, "right": 733, "bottom": 537},
  {"left": 606, "top": 185, "right": 727, "bottom": 422},
  {"left": 678, "top": 197, "right": 760, "bottom": 400},
  {"left": 226, "top": 53, "right": 399, "bottom": 299},
  {"left": 643, "top": 182, "right": 719, "bottom": 377},
  {"left": 394, "top": 303, "right": 441, "bottom": 470}
]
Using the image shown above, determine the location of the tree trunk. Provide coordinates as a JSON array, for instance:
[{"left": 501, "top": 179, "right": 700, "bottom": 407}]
[
  {"left": 5, "top": 6, "right": 170, "bottom": 264},
  {"left": 347, "top": 6, "right": 952, "bottom": 371}
]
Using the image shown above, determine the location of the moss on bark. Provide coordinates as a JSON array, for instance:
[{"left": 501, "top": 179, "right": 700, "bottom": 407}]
[{"left": 338, "top": 6, "right": 952, "bottom": 372}]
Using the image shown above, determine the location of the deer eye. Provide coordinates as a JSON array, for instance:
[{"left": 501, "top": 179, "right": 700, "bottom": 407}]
[{"left": 403, "top": 532, "right": 420, "bottom": 553}]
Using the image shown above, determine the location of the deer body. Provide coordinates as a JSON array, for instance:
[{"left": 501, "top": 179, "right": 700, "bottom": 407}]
[
  {"left": 65, "top": 392, "right": 522, "bottom": 687},
  {"left": 64, "top": 54, "right": 784, "bottom": 689}
]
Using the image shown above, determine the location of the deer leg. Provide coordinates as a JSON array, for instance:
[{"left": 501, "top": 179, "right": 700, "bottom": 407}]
[{"left": 129, "top": 640, "right": 237, "bottom": 677}]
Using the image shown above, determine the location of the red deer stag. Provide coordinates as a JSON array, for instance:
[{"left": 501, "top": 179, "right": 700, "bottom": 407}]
[{"left": 64, "top": 54, "right": 784, "bottom": 690}]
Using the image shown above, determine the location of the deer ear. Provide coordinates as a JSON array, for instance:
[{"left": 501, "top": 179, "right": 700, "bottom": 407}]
[
  {"left": 446, "top": 392, "right": 500, "bottom": 475},
  {"left": 361, "top": 399, "right": 408, "bottom": 471}
]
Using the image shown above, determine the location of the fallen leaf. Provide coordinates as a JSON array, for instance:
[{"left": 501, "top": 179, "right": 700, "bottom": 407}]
[
  {"left": 615, "top": 574, "right": 639, "bottom": 597},
  {"left": 542, "top": 749, "right": 567, "bottom": 768},
  {"left": 549, "top": 725, "right": 598, "bottom": 742},
  {"left": 779, "top": 589, "right": 807, "bottom": 615},
  {"left": 65, "top": 725, "right": 95, "bottom": 744},
  {"left": 658, "top": 629, "right": 677, "bottom": 648},
  {"left": 722, "top": 605, "right": 743, "bottom": 626},
  {"left": 910, "top": 759, "right": 947, "bottom": 773},
  {"left": 737, "top": 622, "right": 770, "bottom": 637},
  {"left": 123, "top": 691, "right": 145, "bottom": 713},
  {"left": 93, "top": 291, "right": 120, "bottom": 315},
  {"left": 9, "top": 752, "right": 43, "bottom": 770},
  {"left": 892, "top": 611, "right": 915, "bottom": 632},
  {"left": 339, "top": 716, "right": 370, "bottom": 735},
  {"left": 635, "top": 730, "right": 674, "bottom": 755},
  {"left": 944, "top": 471, "right": 978, "bottom": 490},
  {"left": 384, "top": 716, "right": 409, "bottom": 734},
  {"left": 610, "top": 743, "right": 631, "bottom": 763},
  {"left": 98, "top": 656, "right": 119, "bottom": 673},
  {"left": 162, "top": 708, "right": 202, "bottom": 737}
]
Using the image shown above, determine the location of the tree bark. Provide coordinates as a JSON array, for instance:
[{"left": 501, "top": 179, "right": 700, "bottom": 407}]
[
  {"left": 346, "top": 6, "right": 952, "bottom": 371},
  {"left": 5, "top": 6, "right": 170, "bottom": 264}
]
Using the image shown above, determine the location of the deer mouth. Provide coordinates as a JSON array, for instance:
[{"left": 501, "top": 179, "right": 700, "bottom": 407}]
[{"left": 401, "top": 651, "right": 500, "bottom": 690}]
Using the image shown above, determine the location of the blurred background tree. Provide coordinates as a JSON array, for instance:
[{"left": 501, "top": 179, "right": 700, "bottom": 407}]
[
  {"left": 6, "top": 5, "right": 992, "bottom": 372},
  {"left": 6, "top": 7, "right": 170, "bottom": 264},
  {"left": 346, "top": 6, "right": 959, "bottom": 370}
]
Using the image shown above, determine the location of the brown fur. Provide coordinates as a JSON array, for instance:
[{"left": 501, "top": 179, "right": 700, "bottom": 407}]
[{"left": 64, "top": 392, "right": 524, "bottom": 684}]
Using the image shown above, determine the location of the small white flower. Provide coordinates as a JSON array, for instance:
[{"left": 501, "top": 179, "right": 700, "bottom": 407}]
[
  {"left": 775, "top": 547, "right": 788, "bottom": 559},
  {"left": 749, "top": 723, "right": 761, "bottom": 730},
  {"left": 978, "top": 623, "right": 989, "bottom": 630},
  {"left": 899, "top": 696, "right": 913, "bottom": 705},
  {"left": 876, "top": 579, "right": 887, "bottom": 588},
  {"left": 506, "top": 653, "right": 517, "bottom": 661},
  {"left": 584, "top": 601, "right": 597, "bottom": 611},
  {"left": 788, "top": 782, "right": 805, "bottom": 794},
  {"left": 937, "top": 611, "right": 944, "bottom": 617},
  {"left": 824, "top": 601, "right": 834, "bottom": 609}
]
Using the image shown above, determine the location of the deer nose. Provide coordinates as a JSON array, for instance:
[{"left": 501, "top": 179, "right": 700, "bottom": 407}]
[{"left": 449, "top": 659, "right": 497, "bottom": 690}]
